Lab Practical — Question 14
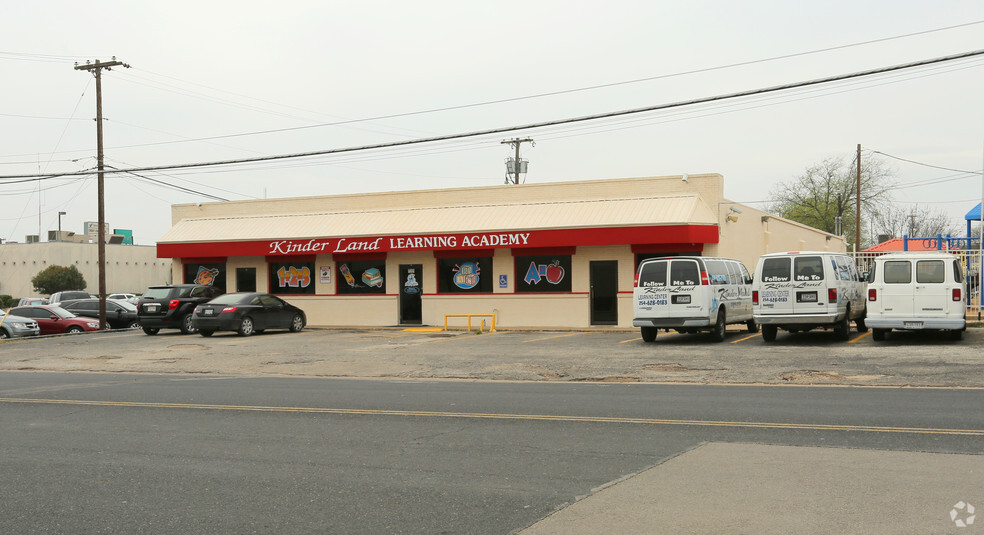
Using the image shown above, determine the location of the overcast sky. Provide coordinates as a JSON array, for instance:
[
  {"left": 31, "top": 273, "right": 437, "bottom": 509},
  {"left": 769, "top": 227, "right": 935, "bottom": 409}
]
[{"left": 1, "top": 1, "right": 982, "bottom": 247}]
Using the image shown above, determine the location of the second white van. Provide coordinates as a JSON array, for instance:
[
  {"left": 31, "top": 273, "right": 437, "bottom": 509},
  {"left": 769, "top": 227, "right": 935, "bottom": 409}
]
[
  {"left": 864, "top": 252, "right": 966, "bottom": 341},
  {"left": 752, "top": 251, "right": 867, "bottom": 341},
  {"left": 633, "top": 256, "right": 755, "bottom": 342}
]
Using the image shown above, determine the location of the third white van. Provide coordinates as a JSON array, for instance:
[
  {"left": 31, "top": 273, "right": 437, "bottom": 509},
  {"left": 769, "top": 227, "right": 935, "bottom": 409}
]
[{"left": 864, "top": 252, "right": 966, "bottom": 341}]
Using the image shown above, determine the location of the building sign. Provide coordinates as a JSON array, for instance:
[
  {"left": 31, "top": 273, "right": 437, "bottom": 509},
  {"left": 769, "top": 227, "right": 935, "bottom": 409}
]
[
  {"left": 320, "top": 266, "right": 331, "bottom": 284},
  {"left": 158, "top": 225, "right": 719, "bottom": 259},
  {"left": 515, "top": 255, "right": 572, "bottom": 293}
]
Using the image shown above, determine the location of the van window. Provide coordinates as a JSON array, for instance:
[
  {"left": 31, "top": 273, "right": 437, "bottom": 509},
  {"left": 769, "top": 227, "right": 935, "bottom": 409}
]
[
  {"left": 669, "top": 260, "right": 700, "bottom": 286},
  {"left": 954, "top": 260, "right": 964, "bottom": 283},
  {"left": 704, "top": 260, "right": 728, "bottom": 285},
  {"left": 834, "top": 256, "right": 853, "bottom": 281},
  {"left": 916, "top": 260, "right": 945, "bottom": 283},
  {"left": 638, "top": 261, "right": 667, "bottom": 287},
  {"left": 761, "top": 258, "right": 791, "bottom": 282},
  {"left": 866, "top": 263, "right": 877, "bottom": 283},
  {"left": 884, "top": 261, "right": 912, "bottom": 284},
  {"left": 738, "top": 263, "right": 753, "bottom": 284},
  {"left": 794, "top": 256, "right": 824, "bottom": 281},
  {"left": 724, "top": 262, "right": 740, "bottom": 285}
]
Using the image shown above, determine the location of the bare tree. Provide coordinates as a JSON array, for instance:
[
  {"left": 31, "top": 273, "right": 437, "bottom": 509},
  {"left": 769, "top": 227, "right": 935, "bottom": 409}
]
[
  {"left": 873, "top": 204, "right": 960, "bottom": 241},
  {"left": 767, "top": 155, "right": 896, "bottom": 249}
]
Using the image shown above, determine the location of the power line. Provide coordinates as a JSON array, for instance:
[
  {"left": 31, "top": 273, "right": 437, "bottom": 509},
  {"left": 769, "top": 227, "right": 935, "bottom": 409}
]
[
  {"left": 869, "top": 149, "right": 983, "bottom": 175},
  {"left": 1, "top": 48, "right": 983, "bottom": 181}
]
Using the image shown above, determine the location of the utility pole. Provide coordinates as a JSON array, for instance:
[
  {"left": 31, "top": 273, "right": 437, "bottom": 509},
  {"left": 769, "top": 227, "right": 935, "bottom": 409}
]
[
  {"left": 75, "top": 57, "right": 129, "bottom": 330},
  {"left": 501, "top": 138, "right": 533, "bottom": 184},
  {"left": 856, "top": 143, "right": 862, "bottom": 252}
]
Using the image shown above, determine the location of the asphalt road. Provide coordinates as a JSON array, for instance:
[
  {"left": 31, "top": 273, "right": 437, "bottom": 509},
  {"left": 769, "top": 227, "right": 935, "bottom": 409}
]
[{"left": 1, "top": 372, "right": 983, "bottom": 534}]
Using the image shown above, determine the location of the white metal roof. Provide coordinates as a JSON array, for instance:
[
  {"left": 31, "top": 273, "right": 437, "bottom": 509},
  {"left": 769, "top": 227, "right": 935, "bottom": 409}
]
[{"left": 159, "top": 194, "right": 717, "bottom": 244}]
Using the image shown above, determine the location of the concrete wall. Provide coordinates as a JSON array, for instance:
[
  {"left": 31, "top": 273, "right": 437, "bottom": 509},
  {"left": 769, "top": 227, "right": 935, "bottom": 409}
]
[{"left": 0, "top": 242, "right": 171, "bottom": 299}]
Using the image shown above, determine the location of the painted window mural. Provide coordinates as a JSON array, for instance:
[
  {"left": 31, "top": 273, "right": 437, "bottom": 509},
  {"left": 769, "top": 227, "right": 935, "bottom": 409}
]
[
  {"left": 515, "top": 255, "right": 572, "bottom": 293},
  {"left": 336, "top": 260, "right": 387, "bottom": 295},
  {"left": 184, "top": 262, "right": 226, "bottom": 289},
  {"left": 269, "top": 261, "right": 315, "bottom": 295},
  {"left": 438, "top": 257, "right": 493, "bottom": 293}
]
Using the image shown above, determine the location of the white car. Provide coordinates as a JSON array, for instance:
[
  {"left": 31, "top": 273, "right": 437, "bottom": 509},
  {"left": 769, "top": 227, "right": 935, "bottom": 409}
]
[
  {"left": 108, "top": 293, "right": 140, "bottom": 305},
  {"left": 752, "top": 251, "right": 867, "bottom": 341},
  {"left": 864, "top": 252, "right": 966, "bottom": 341}
]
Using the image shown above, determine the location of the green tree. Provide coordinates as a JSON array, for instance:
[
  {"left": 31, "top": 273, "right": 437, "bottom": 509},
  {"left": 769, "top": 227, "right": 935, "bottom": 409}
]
[
  {"left": 31, "top": 265, "right": 87, "bottom": 296},
  {"left": 767, "top": 156, "right": 896, "bottom": 249}
]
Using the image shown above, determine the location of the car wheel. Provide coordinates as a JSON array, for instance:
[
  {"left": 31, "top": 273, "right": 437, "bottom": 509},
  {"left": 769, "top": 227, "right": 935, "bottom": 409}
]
[
  {"left": 143, "top": 327, "right": 160, "bottom": 335},
  {"left": 640, "top": 327, "right": 657, "bottom": 343},
  {"left": 199, "top": 330, "right": 214, "bottom": 337},
  {"left": 761, "top": 324, "right": 777, "bottom": 342},
  {"left": 289, "top": 314, "right": 304, "bottom": 333},
  {"left": 709, "top": 308, "right": 726, "bottom": 342},
  {"left": 66, "top": 326, "right": 84, "bottom": 334},
  {"left": 237, "top": 317, "right": 255, "bottom": 337},
  {"left": 745, "top": 319, "right": 758, "bottom": 333},
  {"left": 0, "top": 329, "right": 9, "bottom": 339},
  {"left": 180, "top": 313, "right": 197, "bottom": 335},
  {"left": 872, "top": 328, "right": 887, "bottom": 341},
  {"left": 834, "top": 309, "right": 851, "bottom": 341},
  {"left": 127, "top": 321, "right": 140, "bottom": 329}
]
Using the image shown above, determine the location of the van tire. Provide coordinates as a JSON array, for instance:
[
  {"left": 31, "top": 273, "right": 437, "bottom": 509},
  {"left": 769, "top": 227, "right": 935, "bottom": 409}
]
[
  {"left": 834, "top": 310, "right": 851, "bottom": 341},
  {"left": 709, "top": 309, "right": 726, "bottom": 342},
  {"left": 856, "top": 312, "right": 868, "bottom": 333},
  {"left": 761, "top": 324, "right": 777, "bottom": 342},
  {"left": 746, "top": 319, "right": 758, "bottom": 333},
  {"left": 872, "top": 328, "right": 887, "bottom": 341},
  {"left": 640, "top": 327, "right": 657, "bottom": 343},
  {"left": 949, "top": 329, "right": 963, "bottom": 341}
]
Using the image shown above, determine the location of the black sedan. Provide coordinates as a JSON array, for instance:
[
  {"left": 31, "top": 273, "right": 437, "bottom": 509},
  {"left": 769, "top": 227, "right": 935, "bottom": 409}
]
[
  {"left": 61, "top": 298, "right": 140, "bottom": 329},
  {"left": 192, "top": 293, "right": 306, "bottom": 337}
]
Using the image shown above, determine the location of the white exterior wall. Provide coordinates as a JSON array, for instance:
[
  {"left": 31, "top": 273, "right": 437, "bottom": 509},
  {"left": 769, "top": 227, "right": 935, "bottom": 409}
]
[{"left": 0, "top": 242, "right": 171, "bottom": 299}]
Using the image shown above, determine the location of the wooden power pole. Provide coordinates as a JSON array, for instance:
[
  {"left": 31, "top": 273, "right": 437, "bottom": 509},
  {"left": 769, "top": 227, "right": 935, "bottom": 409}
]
[
  {"left": 856, "top": 143, "right": 862, "bottom": 251},
  {"left": 501, "top": 138, "right": 533, "bottom": 184},
  {"left": 75, "top": 58, "right": 129, "bottom": 329}
]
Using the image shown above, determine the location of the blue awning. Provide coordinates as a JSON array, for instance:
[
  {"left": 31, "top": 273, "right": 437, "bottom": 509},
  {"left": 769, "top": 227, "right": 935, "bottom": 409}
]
[{"left": 965, "top": 203, "right": 983, "bottom": 220}]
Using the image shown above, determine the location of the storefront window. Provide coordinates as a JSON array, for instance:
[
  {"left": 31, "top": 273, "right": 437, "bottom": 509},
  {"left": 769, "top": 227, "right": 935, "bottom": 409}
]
[
  {"left": 438, "top": 257, "right": 493, "bottom": 293},
  {"left": 337, "top": 260, "right": 386, "bottom": 295},
  {"left": 515, "top": 255, "right": 572, "bottom": 293},
  {"left": 184, "top": 262, "right": 226, "bottom": 289},
  {"left": 269, "top": 261, "right": 316, "bottom": 295}
]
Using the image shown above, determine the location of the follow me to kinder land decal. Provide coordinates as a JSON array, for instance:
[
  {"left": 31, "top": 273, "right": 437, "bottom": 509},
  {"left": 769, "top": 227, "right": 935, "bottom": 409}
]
[
  {"left": 452, "top": 262, "right": 480, "bottom": 290},
  {"left": 194, "top": 267, "right": 220, "bottom": 286},
  {"left": 524, "top": 260, "right": 566, "bottom": 286}
]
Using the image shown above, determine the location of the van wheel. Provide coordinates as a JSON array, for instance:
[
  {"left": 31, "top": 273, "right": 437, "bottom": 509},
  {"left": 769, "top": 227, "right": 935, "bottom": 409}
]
[
  {"left": 872, "top": 328, "right": 887, "bottom": 341},
  {"left": 746, "top": 319, "right": 758, "bottom": 333},
  {"left": 761, "top": 325, "right": 777, "bottom": 342},
  {"left": 949, "top": 329, "right": 963, "bottom": 341},
  {"left": 640, "top": 327, "right": 657, "bottom": 343},
  {"left": 834, "top": 310, "right": 851, "bottom": 341},
  {"left": 709, "top": 309, "right": 726, "bottom": 342},
  {"left": 856, "top": 312, "right": 868, "bottom": 333}
]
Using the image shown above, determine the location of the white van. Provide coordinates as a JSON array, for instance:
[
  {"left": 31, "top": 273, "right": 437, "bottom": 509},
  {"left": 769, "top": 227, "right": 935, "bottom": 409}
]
[
  {"left": 864, "top": 252, "right": 966, "bottom": 341},
  {"left": 752, "top": 251, "right": 867, "bottom": 341},
  {"left": 633, "top": 256, "right": 755, "bottom": 342}
]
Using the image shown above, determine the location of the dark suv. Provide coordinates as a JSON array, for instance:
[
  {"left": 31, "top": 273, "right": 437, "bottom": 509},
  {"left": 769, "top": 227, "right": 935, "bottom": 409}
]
[{"left": 138, "top": 284, "right": 224, "bottom": 335}]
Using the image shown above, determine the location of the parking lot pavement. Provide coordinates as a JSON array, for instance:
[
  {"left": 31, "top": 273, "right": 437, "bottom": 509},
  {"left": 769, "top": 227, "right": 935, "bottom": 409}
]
[{"left": 0, "top": 326, "right": 982, "bottom": 387}]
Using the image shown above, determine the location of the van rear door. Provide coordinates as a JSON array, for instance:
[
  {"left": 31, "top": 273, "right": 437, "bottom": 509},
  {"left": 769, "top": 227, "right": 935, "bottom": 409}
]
[
  {"left": 914, "top": 259, "right": 950, "bottom": 318},
  {"left": 758, "top": 256, "right": 794, "bottom": 315},
  {"left": 880, "top": 259, "right": 913, "bottom": 319},
  {"left": 666, "top": 259, "right": 704, "bottom": 319},
  {"left": 791, "top": 255, "right": 827, "bottom": 314}
]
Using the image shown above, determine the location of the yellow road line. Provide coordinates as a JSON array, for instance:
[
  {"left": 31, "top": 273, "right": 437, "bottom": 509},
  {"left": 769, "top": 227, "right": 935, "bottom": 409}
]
[
  {"left": 850, "top": 331, "right": 872, "bottom": 343},
  {"left": 521, "top": 332, "right": 586, "bottom": 343},
  {"left": 2, "top": 397, "right": 982, "bottom": 436},
  {"left": 731, "top": 333, "right": 761, "bottom": 344},
  {"left": 620, "top": 337, "right": 642, "bottom": 344}
]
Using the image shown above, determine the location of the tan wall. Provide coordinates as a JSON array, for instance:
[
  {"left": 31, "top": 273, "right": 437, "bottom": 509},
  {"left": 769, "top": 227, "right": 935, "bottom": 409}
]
[{"left": 0, "top": 242, "right": 172, "bottom": 298}]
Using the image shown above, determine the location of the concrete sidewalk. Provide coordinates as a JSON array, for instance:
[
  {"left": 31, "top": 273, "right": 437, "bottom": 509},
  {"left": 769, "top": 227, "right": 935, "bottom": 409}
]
[{"left": 519, "top": 442, "right": 983, "bottom": 534}]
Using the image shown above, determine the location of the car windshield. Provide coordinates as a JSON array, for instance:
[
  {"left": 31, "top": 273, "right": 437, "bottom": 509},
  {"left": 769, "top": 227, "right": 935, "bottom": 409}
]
[{"left": 207, "top": 294, "right": 253, "bottom": 305}]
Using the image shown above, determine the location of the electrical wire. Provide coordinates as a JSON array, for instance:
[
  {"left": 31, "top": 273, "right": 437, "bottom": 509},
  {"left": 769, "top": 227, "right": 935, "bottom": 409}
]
[
  {"left": 869, "top": 149, "right": 982, "bottom": 175},
  {"left": 2, "top": 48, "right": 981, "bottom": 181}
]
